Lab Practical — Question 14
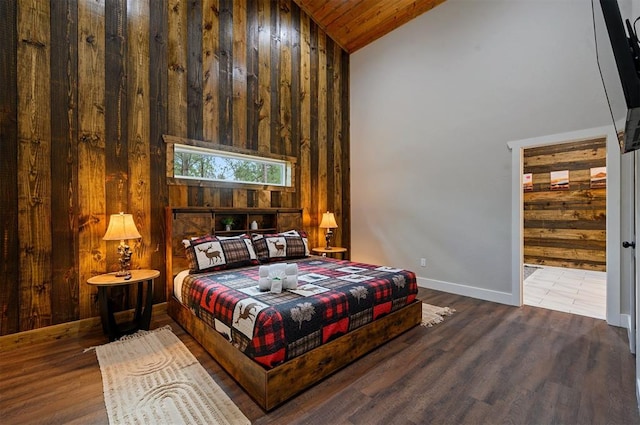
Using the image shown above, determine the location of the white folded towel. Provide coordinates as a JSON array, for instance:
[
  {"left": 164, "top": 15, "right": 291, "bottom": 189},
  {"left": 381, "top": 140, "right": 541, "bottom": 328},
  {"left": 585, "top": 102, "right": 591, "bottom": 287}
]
[
  {"left": 268, "top": 263, "right": 286, "bottom": 277},
  {"left": 285, "top": 263, "right": 298, "bottom": 276},
  {"left": 259, "top": 265, "right": 269, "bottom": 278},
  {"left": 283, "top": 276, "right": 298, "bottom": 290},
  {"left": 258, "top": 277, "right": 272, "bottom": 291},
  {"left": 283, "top": 263, "right": 298, "bottom": 289},
  {"left": 258, "top": 263, "right": 298, "bottom": 291}
]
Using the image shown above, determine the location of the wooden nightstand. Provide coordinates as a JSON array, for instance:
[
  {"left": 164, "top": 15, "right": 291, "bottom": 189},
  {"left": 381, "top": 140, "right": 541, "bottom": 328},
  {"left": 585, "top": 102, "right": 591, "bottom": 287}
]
[
  {"left": 312, "top": 246, "right": 347, "bottom": 259},
  {"left": 86, "top": 269, "right": 160, "bottom": 341}
]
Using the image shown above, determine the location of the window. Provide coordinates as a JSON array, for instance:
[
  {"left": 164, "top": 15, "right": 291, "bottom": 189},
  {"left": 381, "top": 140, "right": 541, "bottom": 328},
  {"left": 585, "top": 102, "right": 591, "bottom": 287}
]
[{"left": 172, "top": 144, "right": 292, "bottom": 187}]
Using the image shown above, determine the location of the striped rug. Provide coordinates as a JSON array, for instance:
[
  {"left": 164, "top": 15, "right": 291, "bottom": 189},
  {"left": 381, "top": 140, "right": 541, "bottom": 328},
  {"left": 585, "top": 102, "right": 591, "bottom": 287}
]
[{"left": 92, "top": 326, "right": 249, "bottom": 425}]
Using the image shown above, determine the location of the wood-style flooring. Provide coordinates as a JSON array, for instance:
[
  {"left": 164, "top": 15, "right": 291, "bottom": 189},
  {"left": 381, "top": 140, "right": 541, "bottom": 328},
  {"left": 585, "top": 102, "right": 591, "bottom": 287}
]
[{"left": 1, "top": 288, "right": 638, "bottom": 424}]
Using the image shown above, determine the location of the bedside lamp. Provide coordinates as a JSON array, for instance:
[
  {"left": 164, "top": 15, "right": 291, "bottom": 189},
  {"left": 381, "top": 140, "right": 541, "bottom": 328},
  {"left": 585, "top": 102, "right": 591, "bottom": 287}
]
[
  {"left": 103, "top": 212, "right": 142, "bottom": 277},
  {"left": 319, "top": 211, "right": 338, "bottom": 250}
]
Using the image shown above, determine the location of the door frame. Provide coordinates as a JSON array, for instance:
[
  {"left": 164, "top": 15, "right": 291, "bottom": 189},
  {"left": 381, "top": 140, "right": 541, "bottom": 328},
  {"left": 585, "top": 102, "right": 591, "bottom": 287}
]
[
  {"left": 507, "top": 124, "right": 622, "bottom": 326},
  {"left": 621, "top": 151, "right": 636, "bottom": 349},
  {"left": 633, "top": 150, "right": 640, "bottom": 404}
]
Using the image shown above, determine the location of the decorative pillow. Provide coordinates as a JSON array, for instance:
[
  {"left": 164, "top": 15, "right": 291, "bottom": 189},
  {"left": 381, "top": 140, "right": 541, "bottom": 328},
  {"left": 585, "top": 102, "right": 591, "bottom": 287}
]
[
  {"left": 251, "top": 230, "right": 310, "bottom": 262},
  {"left": 184, "top": 234, "right": 259, "bottom": 274}
]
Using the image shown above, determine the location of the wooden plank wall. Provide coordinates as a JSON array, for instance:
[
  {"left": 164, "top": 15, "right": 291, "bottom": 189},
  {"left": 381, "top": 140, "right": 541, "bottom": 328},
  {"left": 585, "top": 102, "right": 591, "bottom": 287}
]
[
  {"left": 0, "top": 0, "right": 20, "bottom": 335},
  {"left": 0, "top": 0, "right": 349, "bottom": 336},
  {"left": 523, "top": 138, "right": 607, "bottom": 271},
  {"left": 17, "top": 0, "right": 53, "bottom": 331},
  {"left": 164, "top": 0, "right": 349, "bottom": 247}
]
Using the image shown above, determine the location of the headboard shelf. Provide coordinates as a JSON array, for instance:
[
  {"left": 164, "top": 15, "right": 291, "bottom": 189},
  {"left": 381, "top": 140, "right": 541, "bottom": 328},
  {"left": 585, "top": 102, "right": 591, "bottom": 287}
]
[{"left": 165, "top": 207, "right": 303, "bottom": 293}]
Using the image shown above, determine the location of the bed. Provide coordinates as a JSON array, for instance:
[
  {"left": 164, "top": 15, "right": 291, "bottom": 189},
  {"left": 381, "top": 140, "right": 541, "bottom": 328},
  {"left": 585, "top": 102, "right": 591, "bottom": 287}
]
[{"left": 165, "top": 207, "right": 422, "bottom": 410}]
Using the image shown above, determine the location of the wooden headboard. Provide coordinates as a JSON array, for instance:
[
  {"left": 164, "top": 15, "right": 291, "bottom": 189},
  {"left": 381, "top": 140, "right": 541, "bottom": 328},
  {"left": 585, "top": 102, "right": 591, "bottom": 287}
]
[{"left": 165, "top": 207, "right": 303, "bottom": 300}]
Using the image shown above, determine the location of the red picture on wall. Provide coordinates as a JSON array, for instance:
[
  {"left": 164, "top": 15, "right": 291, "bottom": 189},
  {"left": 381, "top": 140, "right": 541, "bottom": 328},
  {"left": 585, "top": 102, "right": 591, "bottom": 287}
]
[{"left": 523, "top": 173, "right": 533, "bottom": 192}]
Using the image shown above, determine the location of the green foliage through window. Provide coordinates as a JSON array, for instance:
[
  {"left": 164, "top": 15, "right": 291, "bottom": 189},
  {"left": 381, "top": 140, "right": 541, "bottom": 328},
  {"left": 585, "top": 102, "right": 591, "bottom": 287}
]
[{"left": 173, "top": 144, "right": 290, "bottom": 187}]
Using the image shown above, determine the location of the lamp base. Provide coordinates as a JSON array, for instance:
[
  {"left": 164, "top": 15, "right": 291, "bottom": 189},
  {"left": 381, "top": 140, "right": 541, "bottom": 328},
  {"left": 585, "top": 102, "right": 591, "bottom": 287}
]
[
  {"left": 116, "top": 241, "right": 133, "bottom": 279},
  {"left": 324, "top": 229, "right": 333, "bottom": 250}
]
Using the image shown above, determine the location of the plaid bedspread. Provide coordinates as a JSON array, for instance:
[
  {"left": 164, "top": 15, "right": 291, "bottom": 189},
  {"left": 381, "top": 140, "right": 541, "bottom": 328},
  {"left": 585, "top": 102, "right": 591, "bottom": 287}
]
[{"left": 181, "top": 257, "right": 418, "bottom": 369}]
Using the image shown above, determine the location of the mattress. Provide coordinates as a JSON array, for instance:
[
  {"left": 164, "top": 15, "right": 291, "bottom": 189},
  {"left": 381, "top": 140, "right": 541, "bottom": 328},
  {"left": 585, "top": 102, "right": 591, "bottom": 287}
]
[{"left": 176, "top": 257, "right": 418, "bottom": 369}]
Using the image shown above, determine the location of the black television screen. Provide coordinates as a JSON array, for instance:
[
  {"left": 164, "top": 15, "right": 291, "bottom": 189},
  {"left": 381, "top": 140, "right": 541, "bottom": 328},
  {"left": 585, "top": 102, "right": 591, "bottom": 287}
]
[{"left": 595, "top": 0, "right": 640, "bottom": 153}]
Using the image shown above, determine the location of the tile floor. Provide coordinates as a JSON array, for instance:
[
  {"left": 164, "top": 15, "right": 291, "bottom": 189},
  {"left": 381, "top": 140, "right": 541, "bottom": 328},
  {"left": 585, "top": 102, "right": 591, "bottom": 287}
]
[{"left": 523, "top": 264, "right": 606, "bottom": 320}]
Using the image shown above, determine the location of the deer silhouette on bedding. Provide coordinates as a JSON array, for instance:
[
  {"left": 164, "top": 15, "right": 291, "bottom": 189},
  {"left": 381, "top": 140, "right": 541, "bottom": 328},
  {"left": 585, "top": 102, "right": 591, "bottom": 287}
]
[
  {"left": 269, "top": 239, "right": 286, "bottom": 255},
  {"left": 235, "top": 302, "right": 259, "bottom": 325},
  {"left": 197, "top": 244, "right": 222, "bottom": 264}
]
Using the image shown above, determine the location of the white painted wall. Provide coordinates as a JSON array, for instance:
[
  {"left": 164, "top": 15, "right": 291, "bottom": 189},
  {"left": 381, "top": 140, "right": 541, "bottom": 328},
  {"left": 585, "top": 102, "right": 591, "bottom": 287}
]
[{"left": 350, "top": 0, "right": 614, "bottom": 302}]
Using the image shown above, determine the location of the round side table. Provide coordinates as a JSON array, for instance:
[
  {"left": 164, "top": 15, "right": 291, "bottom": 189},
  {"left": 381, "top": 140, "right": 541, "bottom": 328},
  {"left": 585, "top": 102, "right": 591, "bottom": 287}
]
[
  {"left": 86, "top": 269, "right": 160, "bottom": 341},
  {"left": 311, "top": 247, "right": 348, "bottom": 259}
]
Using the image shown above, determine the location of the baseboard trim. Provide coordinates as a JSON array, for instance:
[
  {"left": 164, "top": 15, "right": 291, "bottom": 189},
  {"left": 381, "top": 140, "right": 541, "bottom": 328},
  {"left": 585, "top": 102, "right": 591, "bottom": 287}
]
[
  {"left": 636, "top": 377, "right": 640, "bottom": 412},
  {"left": 621, "top": 314, "right": 636, "bottom": 353},
  {"left": 418, "top": 277, "right": 515, "bottom": 306},
  {"left": 0, "top": 302, "right": 167, "bottom": 351}
]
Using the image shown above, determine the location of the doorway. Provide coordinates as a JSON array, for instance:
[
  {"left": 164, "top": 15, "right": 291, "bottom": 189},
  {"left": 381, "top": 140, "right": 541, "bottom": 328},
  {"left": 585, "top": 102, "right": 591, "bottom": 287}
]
[
  {"left": 507, "top": 125, "right": 622, "bottom": 326},
  {"left": 521, "top": 138, "right": 607, "bottom": 319}
]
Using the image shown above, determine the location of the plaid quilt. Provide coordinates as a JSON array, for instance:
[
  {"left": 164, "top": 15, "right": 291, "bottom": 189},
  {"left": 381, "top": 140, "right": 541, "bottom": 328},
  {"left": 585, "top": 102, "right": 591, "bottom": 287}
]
[{"left": 181, "top": 257, "right": 418, "bottom": 369}]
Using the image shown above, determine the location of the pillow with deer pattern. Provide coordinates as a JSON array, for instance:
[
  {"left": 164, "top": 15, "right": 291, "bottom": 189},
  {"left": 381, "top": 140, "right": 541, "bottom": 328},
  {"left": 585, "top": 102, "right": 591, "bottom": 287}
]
[
  {"left": 183, "top": 234, "right": 259, "bottom": 274},
  {"left": 251, "top": 230, "right": 310, "bottom": 262}
]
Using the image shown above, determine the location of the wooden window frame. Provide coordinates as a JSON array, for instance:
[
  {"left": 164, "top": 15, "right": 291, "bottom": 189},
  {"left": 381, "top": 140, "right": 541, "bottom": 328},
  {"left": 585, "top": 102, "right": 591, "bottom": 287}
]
[{"left": 163, "top": 135, "right": 296, "bottom": 192}]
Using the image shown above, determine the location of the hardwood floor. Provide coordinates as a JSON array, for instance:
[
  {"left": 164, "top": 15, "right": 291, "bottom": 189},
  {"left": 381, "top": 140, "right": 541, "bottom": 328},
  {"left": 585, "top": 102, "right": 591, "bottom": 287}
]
[{"left": 1, "top": 288, "right": 638, "bottom": 424}]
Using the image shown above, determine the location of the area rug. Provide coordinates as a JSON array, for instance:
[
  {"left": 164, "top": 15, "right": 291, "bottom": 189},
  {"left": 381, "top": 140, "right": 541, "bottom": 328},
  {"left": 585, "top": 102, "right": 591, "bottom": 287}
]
[
  {"left": 91, "top": 325, "right": 250, "bottom": 425},
  {"left": 421, "top": 303, "right": 456, "bottom": 327}
]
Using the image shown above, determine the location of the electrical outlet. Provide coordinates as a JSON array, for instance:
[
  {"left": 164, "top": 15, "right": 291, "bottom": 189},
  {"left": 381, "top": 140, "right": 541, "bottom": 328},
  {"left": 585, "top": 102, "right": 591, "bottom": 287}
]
[{"left": 420, "top": 258, "right": 426, "bottom": 267}]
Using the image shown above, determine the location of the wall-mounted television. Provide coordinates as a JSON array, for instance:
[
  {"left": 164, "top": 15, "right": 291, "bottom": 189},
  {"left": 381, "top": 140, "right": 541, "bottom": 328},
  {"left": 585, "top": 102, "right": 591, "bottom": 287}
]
[{"left": 595, "top": 0, "right": 640, "bottom": 153}]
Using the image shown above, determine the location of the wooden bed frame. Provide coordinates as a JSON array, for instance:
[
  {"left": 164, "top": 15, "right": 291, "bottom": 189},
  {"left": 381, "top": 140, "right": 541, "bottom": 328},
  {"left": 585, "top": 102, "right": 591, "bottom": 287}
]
[{"left": 165, "top": 206, "right": 422, "bottom": 411}]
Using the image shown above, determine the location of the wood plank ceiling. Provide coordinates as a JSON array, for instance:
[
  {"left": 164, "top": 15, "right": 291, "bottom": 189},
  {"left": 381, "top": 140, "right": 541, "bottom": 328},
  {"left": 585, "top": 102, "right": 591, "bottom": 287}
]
[{"left": 293, "top": 0, "right": 447, "bottom": 53}]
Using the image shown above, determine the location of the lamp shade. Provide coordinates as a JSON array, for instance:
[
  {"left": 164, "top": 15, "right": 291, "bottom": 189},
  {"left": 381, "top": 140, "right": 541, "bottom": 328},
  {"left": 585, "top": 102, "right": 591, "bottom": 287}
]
[
  {"left": 319, "top": 211, "right": 338, "bottom": 229},
  {"left": 103, "top": 213, "right": 142, "bottom": 241}
]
